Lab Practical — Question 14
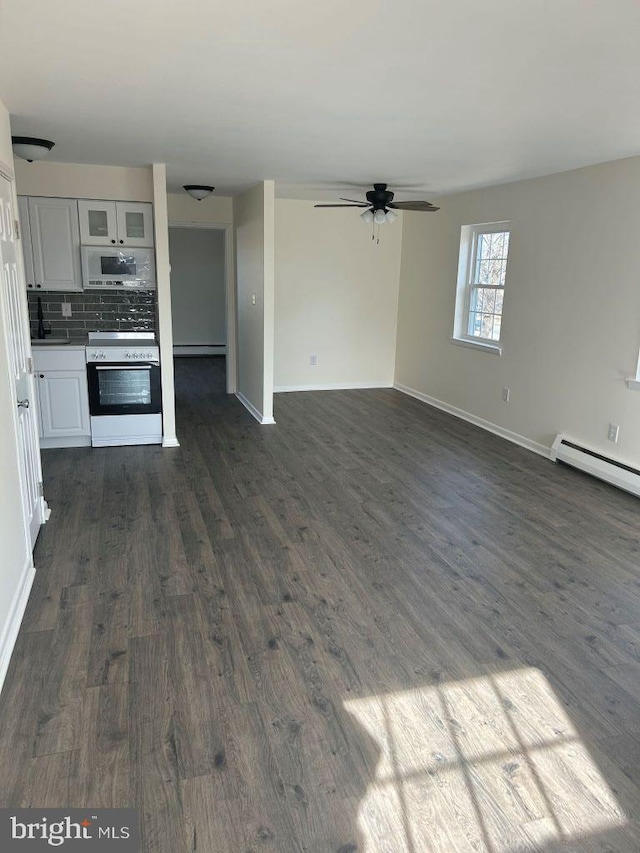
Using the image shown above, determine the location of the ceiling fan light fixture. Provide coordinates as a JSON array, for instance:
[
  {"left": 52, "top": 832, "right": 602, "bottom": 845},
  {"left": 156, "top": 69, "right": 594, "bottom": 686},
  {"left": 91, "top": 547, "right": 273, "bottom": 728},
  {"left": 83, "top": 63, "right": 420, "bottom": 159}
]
[
  {"left": 360, "top": 209, "right": 374, "bottom": 224},
  {"left": 183, "top": 184, "right": 214, "bottom": 201},
  {"left": 385, "top": 209, "right": 398, "bottom": 224},
  {"left": 373, "top": 208, "right": 387, "bottom": 225},
  {"left": 11, "top": 136, "right": 55, "bottom": 162}
]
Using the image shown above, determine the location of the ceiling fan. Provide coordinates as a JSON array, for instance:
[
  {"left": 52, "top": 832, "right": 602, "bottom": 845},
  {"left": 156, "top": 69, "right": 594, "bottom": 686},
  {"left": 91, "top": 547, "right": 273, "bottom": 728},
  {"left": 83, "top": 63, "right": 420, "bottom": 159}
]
[{"left": 314, "top": 182, "right": 440, "bottom": 225}]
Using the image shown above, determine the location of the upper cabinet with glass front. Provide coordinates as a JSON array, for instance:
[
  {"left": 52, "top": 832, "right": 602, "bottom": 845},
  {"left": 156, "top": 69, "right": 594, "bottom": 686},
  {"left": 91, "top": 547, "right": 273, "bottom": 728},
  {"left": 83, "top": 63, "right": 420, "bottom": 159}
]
[{"left": 78, "top": 201, "right": 154, "bottom": 248}]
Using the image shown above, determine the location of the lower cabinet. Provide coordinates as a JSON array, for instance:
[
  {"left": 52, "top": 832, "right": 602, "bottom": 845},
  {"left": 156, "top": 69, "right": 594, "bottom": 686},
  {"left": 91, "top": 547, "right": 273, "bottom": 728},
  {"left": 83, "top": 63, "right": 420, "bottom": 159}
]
[{"left": 33, "top": 347, "right": 91, "bottom": 448}]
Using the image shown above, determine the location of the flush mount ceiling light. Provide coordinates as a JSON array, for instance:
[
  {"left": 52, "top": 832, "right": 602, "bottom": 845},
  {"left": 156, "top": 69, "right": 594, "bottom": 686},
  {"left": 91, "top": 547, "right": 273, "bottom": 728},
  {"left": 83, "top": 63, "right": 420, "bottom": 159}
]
[
  {"left": 183, "top": 185, "right": 214, "bottom": 201},
  {"left": 11, "top": 136, "right": 55, "bottom": 162}
]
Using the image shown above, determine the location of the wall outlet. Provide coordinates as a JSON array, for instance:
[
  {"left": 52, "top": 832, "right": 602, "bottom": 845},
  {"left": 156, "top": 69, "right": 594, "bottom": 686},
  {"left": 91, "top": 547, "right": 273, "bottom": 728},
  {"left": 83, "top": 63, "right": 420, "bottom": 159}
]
[
  {"left": 502, "top": 387, "right": 511, "bottom": 403},
  {"left": 608, "top": 423, "right": 620, "bottom": 443},
  {"left": 61, "top": 302, "right": 72, "bottom": 318},
  {"left": 309, "top": 354, "right": 318, "bottom": 366}
]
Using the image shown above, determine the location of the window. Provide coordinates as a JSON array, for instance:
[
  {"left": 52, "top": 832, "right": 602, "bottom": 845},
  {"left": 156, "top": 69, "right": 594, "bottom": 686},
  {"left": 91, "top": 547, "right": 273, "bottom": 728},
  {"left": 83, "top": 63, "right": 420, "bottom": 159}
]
[{"left": 453, "top": 222, "right": 510, "bottom": 352}]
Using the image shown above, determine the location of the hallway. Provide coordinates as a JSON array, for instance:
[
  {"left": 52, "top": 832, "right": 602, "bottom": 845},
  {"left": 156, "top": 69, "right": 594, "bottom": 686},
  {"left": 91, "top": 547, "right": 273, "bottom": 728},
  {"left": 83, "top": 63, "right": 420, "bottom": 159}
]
[{"left": 1, "top": 359, "right": 640, "bottom": 851}]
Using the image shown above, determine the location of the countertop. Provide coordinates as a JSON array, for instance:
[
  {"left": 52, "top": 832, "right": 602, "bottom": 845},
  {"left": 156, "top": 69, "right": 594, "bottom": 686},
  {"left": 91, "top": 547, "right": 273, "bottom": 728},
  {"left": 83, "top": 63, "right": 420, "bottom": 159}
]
[{"left": 31, "top": 336, "right": 87, "bottom": 351}]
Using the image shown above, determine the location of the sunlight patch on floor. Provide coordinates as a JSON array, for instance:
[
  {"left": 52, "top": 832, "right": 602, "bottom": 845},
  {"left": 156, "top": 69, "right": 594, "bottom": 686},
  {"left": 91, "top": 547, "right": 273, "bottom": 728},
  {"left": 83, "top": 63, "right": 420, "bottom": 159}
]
[{"left": 344, "top": 667, "right": 626, "bottom": 852}]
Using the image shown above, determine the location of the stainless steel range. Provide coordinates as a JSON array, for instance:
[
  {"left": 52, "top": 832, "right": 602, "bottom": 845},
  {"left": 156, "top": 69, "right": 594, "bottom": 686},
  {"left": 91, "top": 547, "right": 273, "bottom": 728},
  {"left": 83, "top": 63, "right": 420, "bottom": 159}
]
[{"left": 85, "top": 331, "right": 162, "bottom": 447}]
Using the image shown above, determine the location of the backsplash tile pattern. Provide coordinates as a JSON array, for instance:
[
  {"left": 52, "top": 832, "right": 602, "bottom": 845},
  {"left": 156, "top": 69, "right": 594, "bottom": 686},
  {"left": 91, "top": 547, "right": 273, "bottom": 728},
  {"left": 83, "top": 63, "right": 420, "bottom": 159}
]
[{"left": 28, "top": 291, "right": 156, "bottom": 340}]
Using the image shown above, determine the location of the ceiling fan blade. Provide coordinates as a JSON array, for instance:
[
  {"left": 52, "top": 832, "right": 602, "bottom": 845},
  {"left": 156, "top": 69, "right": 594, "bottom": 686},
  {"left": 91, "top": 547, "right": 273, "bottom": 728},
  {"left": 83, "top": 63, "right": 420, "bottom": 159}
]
[
  {"left": 388, "top": 201, "right": 440, "bottom": 211},
  {"left": 339, "top": 198, "right": 369, "bottom": 205},
  {"left": 314, "top": 203, "right": 370, "bottom": 208}
]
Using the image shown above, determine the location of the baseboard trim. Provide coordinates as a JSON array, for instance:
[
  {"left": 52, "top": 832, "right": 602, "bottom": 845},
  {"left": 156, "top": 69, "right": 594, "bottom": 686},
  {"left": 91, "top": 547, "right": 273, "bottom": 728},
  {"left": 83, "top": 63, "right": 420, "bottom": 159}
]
[
  {"left": 275, "top": 381, "right": 393, "bottom": 393},
  {"left": 235, "top": 391, "right": 276, "bottom": 425},
  {"left": 393, "top": 382, "right": 551, "bottom": 460},
  {"left": 0, "top": 558, "right": 35, "bottom": 696},
  {"left": 40, "top": 436, "right": 91, "bottom": 449}
]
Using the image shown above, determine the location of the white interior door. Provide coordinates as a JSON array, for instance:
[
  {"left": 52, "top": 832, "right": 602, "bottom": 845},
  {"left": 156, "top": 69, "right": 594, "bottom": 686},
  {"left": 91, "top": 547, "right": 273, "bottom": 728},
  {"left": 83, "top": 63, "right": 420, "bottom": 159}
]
[{"left": 0, "top": 173, "right": 44, "bottom": 549}]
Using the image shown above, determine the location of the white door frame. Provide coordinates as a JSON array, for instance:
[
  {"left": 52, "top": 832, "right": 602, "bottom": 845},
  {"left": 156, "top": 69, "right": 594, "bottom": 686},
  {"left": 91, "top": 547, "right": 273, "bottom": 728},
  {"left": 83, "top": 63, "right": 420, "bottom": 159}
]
[
  {"left": 168, "top": 220, "right": 236, "bottom": 395},
  {"left": 0, "top": 158, "right": 47, "bottom": 541}
]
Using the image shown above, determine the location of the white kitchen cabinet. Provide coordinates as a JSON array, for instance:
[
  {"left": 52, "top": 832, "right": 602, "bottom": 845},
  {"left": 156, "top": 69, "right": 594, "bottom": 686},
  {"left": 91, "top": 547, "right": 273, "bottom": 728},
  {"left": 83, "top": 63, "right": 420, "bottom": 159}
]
[
  {"left": 78, "top": 200, "right": 154, "bottom": 247},
  {"left": 17, "top": 196, "right": 36, "bottom": 288},
  {"left": 33, "top": 347, "right": 91, "bottom": 448},
  {"left": 77, "top": 200, "right": 118, "bottom": 246},
  {"left": 116, "top": 202, "right": 154, "bottom": 247},
  {"left": 19, "top": 197, "right": 82, "bottom": 292}
]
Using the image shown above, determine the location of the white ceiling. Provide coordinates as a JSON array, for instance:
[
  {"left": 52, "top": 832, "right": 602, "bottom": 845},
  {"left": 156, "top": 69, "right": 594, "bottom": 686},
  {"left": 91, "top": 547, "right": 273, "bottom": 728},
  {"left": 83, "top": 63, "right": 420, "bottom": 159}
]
[{"left": 1, "top": 0, "right": 640, "bottom": 200}]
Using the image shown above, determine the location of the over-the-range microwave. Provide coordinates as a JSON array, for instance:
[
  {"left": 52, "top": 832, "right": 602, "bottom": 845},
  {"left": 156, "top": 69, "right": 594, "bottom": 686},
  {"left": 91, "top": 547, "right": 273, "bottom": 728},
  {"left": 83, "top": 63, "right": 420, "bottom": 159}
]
[{"left": 81, "top": 246, "right": 156, "bottom": 290}]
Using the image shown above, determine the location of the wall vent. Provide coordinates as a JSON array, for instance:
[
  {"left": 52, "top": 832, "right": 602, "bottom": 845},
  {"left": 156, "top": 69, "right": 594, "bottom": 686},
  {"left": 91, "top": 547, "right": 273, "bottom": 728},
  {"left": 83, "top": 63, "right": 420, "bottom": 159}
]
[{"left": 551, "top": 434, "right": 640, "bottom": 498}]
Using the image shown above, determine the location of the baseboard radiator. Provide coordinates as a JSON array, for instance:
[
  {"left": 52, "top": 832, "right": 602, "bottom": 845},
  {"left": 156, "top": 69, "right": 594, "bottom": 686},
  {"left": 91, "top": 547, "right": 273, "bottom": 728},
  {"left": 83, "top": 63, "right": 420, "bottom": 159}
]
[
  {"left": 551, "top": 434, "right": 640, "bottom": 498},
  {"left": 173, "top": 344, "right": 226, "bottom": 356}
]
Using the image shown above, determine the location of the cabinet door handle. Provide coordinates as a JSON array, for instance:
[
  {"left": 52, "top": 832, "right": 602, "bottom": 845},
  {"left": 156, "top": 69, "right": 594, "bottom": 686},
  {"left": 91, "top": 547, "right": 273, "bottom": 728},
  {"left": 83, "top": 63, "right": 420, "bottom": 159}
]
[
  {"left": 111, "top": 239, "right": 116, "bottom": 244},
  {"left": 119, "top": 240, "right": 124, "bottom": 244},
  {"left": 39, "top": 374, "right": 45, "bottom": 379}
]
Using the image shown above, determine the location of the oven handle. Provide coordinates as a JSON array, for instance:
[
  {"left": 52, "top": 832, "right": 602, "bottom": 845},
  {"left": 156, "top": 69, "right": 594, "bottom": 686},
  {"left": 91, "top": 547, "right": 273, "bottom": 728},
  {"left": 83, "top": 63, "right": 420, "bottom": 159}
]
[{"left": 94, "top": 363, "right": 159, "bottom": 370}]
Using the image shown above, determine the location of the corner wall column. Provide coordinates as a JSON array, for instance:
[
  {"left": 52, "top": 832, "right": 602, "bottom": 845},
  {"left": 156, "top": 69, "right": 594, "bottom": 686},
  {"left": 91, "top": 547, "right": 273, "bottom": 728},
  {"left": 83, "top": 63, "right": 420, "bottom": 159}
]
[{"left": 152, "top": 163, "right": 179, "bottom": 447}]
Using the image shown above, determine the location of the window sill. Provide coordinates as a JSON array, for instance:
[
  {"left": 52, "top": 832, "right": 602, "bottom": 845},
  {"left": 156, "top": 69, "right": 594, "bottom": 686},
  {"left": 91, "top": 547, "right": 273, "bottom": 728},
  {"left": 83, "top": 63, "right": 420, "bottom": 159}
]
[
  {"left": 450, "top": 336, "right": 503, "bottom": 356},
  {"left": 626, "top": 378, "right": 640, "bottom": 391}
]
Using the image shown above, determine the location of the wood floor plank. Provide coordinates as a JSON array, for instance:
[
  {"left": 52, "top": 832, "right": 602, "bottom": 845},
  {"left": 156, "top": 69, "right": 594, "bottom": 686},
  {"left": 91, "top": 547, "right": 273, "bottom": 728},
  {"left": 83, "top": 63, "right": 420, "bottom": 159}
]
[
  {"left": 75, "top": 683, "right": 131, "bottom": 807},
  {"left": 0, "top": 629, "right": 55, "bottom": 804},
  {"left": 128, "top": 634, "right": 189, "bottom": 853},
  {"left": 32, "top": 584, "right": 93, "bottom": 757}
]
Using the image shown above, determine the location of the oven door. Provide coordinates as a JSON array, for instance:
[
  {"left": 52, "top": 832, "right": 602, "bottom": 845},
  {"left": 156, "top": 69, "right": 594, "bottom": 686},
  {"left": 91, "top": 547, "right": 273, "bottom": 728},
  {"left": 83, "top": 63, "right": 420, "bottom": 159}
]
[{"left": 87, "top": 362, "right": 162, "bottom": 416}]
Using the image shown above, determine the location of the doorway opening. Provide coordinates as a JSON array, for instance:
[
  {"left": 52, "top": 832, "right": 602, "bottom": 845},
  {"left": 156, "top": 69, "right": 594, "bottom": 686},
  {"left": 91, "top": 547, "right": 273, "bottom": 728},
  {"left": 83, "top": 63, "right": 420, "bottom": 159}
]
[{"left": 168, "top": 222, "right": 235, "bottom": 407}]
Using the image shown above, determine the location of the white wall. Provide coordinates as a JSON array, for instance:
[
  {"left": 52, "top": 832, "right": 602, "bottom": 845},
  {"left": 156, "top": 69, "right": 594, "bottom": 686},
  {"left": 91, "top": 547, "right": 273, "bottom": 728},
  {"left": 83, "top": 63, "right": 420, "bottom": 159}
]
[
  {"left": 274, "top": 200, "right": 403, "bottom": 391},
  {"left": 233, "top": 181, "right": 275, "bottom": 423},
  {"left": 395, "top": 156, "right": 640, "bottom": 464},
  {"left": 167, "top": 192, "right": 233, "bottom": 225},
  {"left": 15, "top": 160, "right": 153, "bottom": 201},
  {"left": 0, "top": 99, "right": 33, "bottom": 689},
  {"left": 169, "top": 227, "right": 226, "bottom": 346}
]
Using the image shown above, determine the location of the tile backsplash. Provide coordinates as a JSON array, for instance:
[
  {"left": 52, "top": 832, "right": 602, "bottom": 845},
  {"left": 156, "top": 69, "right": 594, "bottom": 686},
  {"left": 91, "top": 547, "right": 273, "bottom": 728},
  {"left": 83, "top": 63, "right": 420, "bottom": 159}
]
[{"left": 28, "top": 290, "right": 157, "bottom": 340}]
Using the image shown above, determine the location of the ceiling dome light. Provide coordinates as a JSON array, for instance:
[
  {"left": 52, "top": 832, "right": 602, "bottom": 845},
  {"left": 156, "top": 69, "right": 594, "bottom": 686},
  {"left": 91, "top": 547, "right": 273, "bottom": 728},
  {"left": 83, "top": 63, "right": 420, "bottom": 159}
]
[
  {"left": 183, "top": 185, "right": 214, "bottom": 201},
  {"left": 373, "top": 208, "right": 387, "bottom": 225},
  {"left": 12, "top": 136, "right": 55, "bottom": 162},
  {"left": 384, "top": 209, "right": 398, "bottom": 224},
  {"left": 360, "top": 209, "right": 374, "bottom": 224}
]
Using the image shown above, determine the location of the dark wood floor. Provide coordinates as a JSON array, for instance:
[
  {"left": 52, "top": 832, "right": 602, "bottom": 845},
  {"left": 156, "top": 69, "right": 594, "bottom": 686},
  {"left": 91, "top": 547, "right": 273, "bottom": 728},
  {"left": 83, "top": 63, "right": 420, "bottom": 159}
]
[{"left": 1, "top": 356, "right": 640, "bottom": 851}]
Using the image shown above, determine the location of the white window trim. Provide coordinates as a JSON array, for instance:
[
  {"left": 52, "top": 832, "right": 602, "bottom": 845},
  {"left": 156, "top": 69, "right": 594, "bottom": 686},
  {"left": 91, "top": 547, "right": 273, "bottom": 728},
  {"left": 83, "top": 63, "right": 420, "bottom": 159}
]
[
  {"left": 449, "top": 336, "right": 503, "bottom": 356},
  {"left": 452, "top": 220, "right": 510, "bottom": 353}
]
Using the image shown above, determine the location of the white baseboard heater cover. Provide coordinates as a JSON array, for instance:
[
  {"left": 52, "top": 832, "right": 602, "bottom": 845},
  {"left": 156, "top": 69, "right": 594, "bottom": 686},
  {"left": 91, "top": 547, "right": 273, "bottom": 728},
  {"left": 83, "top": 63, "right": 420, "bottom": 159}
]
[
  {"left": 173, "top": 344, "right": 227, "bottom": 356},
  {"left": 551, "top": 434, "right": 640, "bottom": 498}
]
